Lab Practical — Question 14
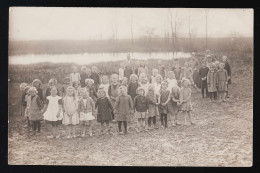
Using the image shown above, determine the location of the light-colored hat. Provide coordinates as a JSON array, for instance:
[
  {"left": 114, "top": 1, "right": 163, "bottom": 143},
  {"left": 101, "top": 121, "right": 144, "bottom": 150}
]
[
  {"left": 28, "top": 87, "right": 38, "bottom": 94},
  {"left": 48, "top": 78, "right": 57, "bottom": 85},
  {"left": 85, "top": 78, "right": 94, "bottom": 84},
  {"left": 130, "top": 74, "right": 138, "bottom": 80}
]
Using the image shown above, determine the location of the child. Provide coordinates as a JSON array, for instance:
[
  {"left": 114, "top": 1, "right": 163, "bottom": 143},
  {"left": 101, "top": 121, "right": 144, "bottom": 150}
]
[
  {"left": 121, "top": 77, "right": 128, "bottom": 87},
  {"left": 124, "top": 64, "right": 133, "bottom": 83},
  {"left": 216, "top": 63, "right": 228, "bottom": 102},
  {"left": 182, "top": 62, "right": 200, "bottom": 92},
  {"left": 133, "top": 87, "right": 149, "bottom": 132},
  {"left": 127, "top": 74, "right": 140, "bottom": 101},
  {"left": 108, "top": 74, "right": 120, "bottom": 109},
  {"left": 166, "top": 71, "right": 178, "bottom": 92},
  {"left": 23, "top": 86, "right": 31, "bottom": 129},
  {"left": 62, "top": 86, "right": 79, "bottom": 138},
  {"left": 99, "top": 75, "right": 110, "bottom": 97},
  {"left": 173, "top": 64, "right": 183, "bottom": 86},
  {"left": 43, "top": 86, "right": 63, "bottom": 139},
  {"left": 32, "top": 79, "right": 44, "bottom": 103},
  {"left": 162, "top": 85, "right": 180, "bottom": 126},
  {"left": 78, "top": 88, "right": 96, "bottom": 137},
  {"left": 70, "top": 66, "right": 81, "bottom": 84},
  {"left": 199, "top": 61, "right": 209, "bottom": 98},
  {"left": 222, "top": 56, "right": 231, "bottom": 98},
  {"left": 138, "top": 60, "right": 149, "bottom": 77},
  {"left": 85, "top": 79, "right": 98, "bottom": 103},
  {"left": 114, "top": 86, "right": 134, "bottom": 134},
  {"left": 90, "top": 66, "right": 100, "bottom": 91},
  {"left": 150, "top": 69, "right": 159, "bottom": 84},
  {"left": 45, "top": 78, "right": 60, "bottom": 100},
  {"left": 178, "top": 79, "right": 194, "bottom": 125},
  {"left": 26, "top": 87, "right": 44, "bottom": 135},
  {"left": 158, "top": 64, "right": 166, "bottom": 80},
  {"left": 80, "top": 66, "right": 88, "bottom": 88},
  {"left": 207, "top": 63, "right": 218, "bottom": 102},
  {"left": 158, "top": 81, "right": 170, "bottom": 128},
  {"left": 95, "top": 88, "right": 114, "bottom": 135},
  {"left": 119, "top": 62, "right": 125, "bottom": 83},
  {"left": 139, "top": 72, "right": 149, "bottom": 95},
  {"left": 61, "top": 76, "right": 72, "bottom": 98},
  {"left": 20, "top": 83, "right": 28, "bottom": 117},
  {"left": 146, "top": 85, "right": 159, "bottom": 130},
  {"left": 192, "top": 59, "right": 201, "bottom": 88},
  {"left": 72, "top": 81, "right": 81, "bottom": 99},
  {"left": 154, "top": 74, "right": 163, "bottom": 96}
]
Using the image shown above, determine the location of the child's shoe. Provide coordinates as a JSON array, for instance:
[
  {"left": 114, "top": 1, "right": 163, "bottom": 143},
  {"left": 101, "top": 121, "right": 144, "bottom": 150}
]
[
  {"left": 118, "top": 131, "right": 124, "bottom": 135},
  {"left": 56, "top": 135, "right": 61, "bottom": 139},
  {"left": 47, "top": 135, "right": 54, "bottom": 139}
]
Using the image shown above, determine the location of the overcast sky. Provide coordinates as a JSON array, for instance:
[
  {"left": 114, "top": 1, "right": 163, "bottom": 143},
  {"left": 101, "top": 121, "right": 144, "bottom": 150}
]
[{"left": 9, "top": 7, "right": 253, "bottom": 41}]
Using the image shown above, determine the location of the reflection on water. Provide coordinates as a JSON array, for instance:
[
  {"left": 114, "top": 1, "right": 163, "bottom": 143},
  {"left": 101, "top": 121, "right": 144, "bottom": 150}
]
[{"left": 9, "top": 52, "right": 191, "bottom": 65}]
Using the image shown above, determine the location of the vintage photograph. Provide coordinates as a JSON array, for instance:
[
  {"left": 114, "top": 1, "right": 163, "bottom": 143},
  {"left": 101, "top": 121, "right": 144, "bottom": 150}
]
[{"left": 8, "top": 7, "right": 253, "bottom": 166}]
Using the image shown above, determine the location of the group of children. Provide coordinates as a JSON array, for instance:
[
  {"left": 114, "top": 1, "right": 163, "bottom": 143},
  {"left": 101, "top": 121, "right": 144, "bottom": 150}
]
[{"left": 19, "top": 54, "right": 230, "bottom": 138}]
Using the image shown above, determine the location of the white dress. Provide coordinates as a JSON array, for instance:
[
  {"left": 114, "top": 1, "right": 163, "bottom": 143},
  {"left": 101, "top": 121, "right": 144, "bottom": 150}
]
[
  {"left": 70, "top": 73, "right": 80, "bottom": 83},
  {"left": 167, "top": 78, "right": 178, "bottom": 92},
  {"left": 43, "top": 96, "right": 63, "bottom": 121},
  {"left": 62, "top": 96, "right": 79, "bottom": 125},
  {"left": 154, "top": 83, "right": 161, "bottom": 96}
]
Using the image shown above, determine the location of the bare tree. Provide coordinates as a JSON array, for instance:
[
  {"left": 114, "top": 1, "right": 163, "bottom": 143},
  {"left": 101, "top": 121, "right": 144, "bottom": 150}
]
[{"left": 188, "top": 11, "right": 192, "bottom": 52}]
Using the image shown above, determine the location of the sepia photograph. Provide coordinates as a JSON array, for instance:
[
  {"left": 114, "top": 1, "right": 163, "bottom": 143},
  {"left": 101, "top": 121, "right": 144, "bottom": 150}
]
[{"left": 8, "top": 7, "right": 253, "bottom": 166}]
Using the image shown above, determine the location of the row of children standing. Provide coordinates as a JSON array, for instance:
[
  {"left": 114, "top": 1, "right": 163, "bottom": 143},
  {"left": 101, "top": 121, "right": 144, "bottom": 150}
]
[{"left": 20, "top": 54, "right": 230, "bottom": 138}]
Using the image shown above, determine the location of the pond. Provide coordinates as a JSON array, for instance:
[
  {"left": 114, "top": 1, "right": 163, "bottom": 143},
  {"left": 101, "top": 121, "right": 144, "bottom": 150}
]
[{"left": 9, "top": 52, "right": 192, "bottom": 65}]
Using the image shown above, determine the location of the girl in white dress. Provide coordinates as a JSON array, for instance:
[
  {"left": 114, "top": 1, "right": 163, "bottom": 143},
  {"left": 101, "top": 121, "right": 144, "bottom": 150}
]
[
  {"left": 62, "top": 86, "right": 79, "bottom": 138},
  {"left": 43, "top": 86, "right": 63, "bottom": 139},
  {"left": 139, "top": 73, "right": 149, "bottom": 96},
  {"left": 166, "top": 71, "right": 178, "bottom": 92}
]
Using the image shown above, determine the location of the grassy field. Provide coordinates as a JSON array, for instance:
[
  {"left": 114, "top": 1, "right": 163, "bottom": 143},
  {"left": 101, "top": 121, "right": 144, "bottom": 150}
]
[{"left": 8, "top": 55, "right": 253, "bottom": 166}]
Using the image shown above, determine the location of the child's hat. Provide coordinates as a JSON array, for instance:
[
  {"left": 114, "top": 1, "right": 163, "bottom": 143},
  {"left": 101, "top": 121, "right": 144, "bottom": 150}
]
[
  {"left": 130, "top": 74, "right": 138, "bottom": 80},
  {"left": 85, "top": 78, "right": 94, "bottom": 84},
  {"left": 48, "top": 78, "right": 57, "bottom": 85}
]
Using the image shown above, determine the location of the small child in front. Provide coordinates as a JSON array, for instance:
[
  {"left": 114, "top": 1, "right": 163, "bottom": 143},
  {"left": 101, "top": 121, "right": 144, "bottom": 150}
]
[
  {"left": 178, "top": 79, "right": 194, "bottom": 125},
  {"left": 95, "top": 88, "right": 114, "bottom": 135},
  {"left": 78, "top": 88, "right": 96, "bottom": 137},
  {"left": 133, "top": 87, "right": 149, "bottom": 132},
  {"left": 146, "top": 84, "right": 159, "bottom": 130},
  {"left": 158, "top": 81, "right": 170, "bottom": 128},
  {"left": 207, "top": 63, "right": 218, "bottom": 102},
  {"left": 114, "top": 86, "right": 134, "bottom": 134},
  {"left": 26, "top": 87, "right": 44, "bottom": 135},
  {"left": 70, "top": 65, "right": 81, "bottom": 84},
  {"left": 62, "top": 86, "right": 79, "bottom": 138}
]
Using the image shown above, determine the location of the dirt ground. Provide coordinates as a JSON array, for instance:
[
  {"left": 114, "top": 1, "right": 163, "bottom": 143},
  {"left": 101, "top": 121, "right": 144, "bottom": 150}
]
[{"left": 8, "top": 73, "right": 253, "bottom": 166}]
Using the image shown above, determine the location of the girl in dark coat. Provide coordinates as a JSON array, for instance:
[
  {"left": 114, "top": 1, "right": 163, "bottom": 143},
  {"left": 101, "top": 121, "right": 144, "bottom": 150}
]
[{"left": 95, "top": 88, "right": 114, "bottom": 135}]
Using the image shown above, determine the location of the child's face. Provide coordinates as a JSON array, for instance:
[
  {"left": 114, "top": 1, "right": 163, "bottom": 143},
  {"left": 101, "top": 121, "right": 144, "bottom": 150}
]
[
  {"left": 122, "top": 78, "right": 128, "bottom": 84},
  {"left": 67, "top": 88, "right": 75, "bottom": 96},
  {"left": 140, "top": 76, "right": 146, "bottom": 83},
  {"left": 220, "top": 64, "right": 224, "bottom": 69},
  {"left": 73, "top": 68, "right": 77, "bottom": 73},
  {"left": 73, "top": 83, "right": 79, "bottom": 89},
  {"left": 120, "top": 87, "right": 127, "bottom": 95},
  {"left": 102, "top": 77, "right": 109, "bottom": 84},
  {"left": 25, "top": 89, "right": 29, "bottom": 94},
  {"left": 183, "top": 81, "right": 189, "bottom": 87},
  {"left": 111, "top": 76, "right": 118, "bottom": 84},
  {"left": 83, "top": 91, "right": 89, "bottom": 99},
  {"left": 138, "top": 89, "right": 144, "bottom": 96},
  {"left": 161, "top": 83, "right": 168, "bottom": 90},
  {"left": 131, "top": 76, "right": 137, "bottom": 83},
  {"left": 99, "top": 91, "right": 106, "bottom": 98},
  {"left": 51, "top": 88, "right": 58, "bottom": 96},
  {"left": 175, "top": 64, "right": 180, "bottom": 69},
  {"left": 49, "top": 82, "right": 55, "bottom": 87},
  {"left": 92, "top": 67, "right": 97, "bottom": 73},
  {"left": 155, "top": 77, "right": 161, "bottom": 84},
  {"left": 152, "top": 70, "right": 158, "bottom": 77},
  {"left": 202, "top": 62, "right": 206, "bottom": 67},
  {"left": 34, "top": 82, "right": 40, "bottom": 88},
  {"left": 30, "top": 90, "right": 37, "bottom": 96}
]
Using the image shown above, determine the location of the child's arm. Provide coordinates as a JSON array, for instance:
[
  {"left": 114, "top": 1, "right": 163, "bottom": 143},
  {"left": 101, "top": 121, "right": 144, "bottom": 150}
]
[{"left": 162, "top": 96, "right": 171, "bottom": 106}]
